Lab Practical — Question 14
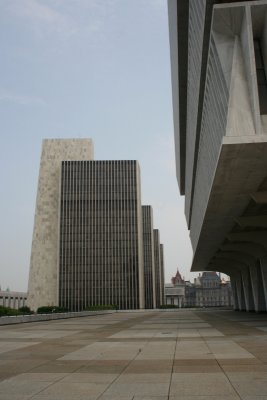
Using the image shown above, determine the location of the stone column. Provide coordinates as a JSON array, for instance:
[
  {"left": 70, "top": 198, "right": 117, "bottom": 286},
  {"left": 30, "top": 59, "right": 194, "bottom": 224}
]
[
  {"left": 241, "top": 267, "right": 255, "bottom": 311},
  {"left": 249, "top": 263, "right": 266, "bottom": 312},
  {"left": 260, "top": 256, "right": 267, "bottom": 309},
  {"left": 234, "top": 272, "right": 246, "bottom": 311}
]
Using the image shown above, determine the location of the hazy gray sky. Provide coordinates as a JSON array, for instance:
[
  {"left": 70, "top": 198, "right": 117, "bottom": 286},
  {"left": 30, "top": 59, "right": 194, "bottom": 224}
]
[{"left": 0, "top": 0, "right": 194, "bottom": 292}]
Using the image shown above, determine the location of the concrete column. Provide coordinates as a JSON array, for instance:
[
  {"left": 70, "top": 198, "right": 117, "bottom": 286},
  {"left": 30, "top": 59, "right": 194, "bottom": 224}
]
[
  {"left": 231, "top": 276, "right": 241, "bottom": 310},
  {"left": 249, "top": 263, "right": 266, "bottom": 312},
  {"left": 241, "top": 267, "right": 255, "bottom": 311},
  {"left": 235, "top": 273, "right": 246, "bottom": 311},
  {"left": 260, "top": 256, "right": 267, "bottom": 309}
]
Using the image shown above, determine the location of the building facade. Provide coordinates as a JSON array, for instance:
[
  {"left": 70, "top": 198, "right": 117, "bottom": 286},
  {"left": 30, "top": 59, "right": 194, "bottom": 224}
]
[
  {"left": 153, "top": 229, "right": 161, "bottom": 308},
  {"left": 142, "top": 206, "right": 156, "bottom": 309},
  {"left": 0, "top": 290, "right": 27, "bottom": 310},
  {"left": 153, "top": 229, "right": 165, "bottom": 307},
  {"left": 59, "top": 160, "right": 144, "bottom": 311},
  {"left": 168, "top": 0, "right": 267, "bottom": 312},
  {"left": 165, "top": 270, "right": 185, "bottom": 307},
  {"left": 165, "top": 270, "right": 233, "bottom": 307},
  {"left": 160, "top": 244, "right": 165, "bottom": 305},
  {"left": 28, "top": 139, "right": 94, "bottom": 311},
  {"left": 28, "top": 139, "right": 164, "bottom": 311},
  {"left": 194, "top": 272, "right": 233, "bottom": 307}
]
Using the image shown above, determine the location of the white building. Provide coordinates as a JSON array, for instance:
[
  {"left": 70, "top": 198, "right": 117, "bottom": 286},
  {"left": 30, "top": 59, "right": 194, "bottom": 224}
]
[{"left": 0, "top": 290, "right": 27, "bottom": 309}]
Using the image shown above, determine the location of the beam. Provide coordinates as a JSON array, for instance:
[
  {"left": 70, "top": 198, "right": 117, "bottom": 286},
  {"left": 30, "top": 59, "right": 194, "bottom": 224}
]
[
  {"left": 220, "top": 242, "right": 267, "bottom": 259},
  {"left": 250, "top": 191, "right": 267, "bottom": 204},
  {"left": 227, "top": 231, "right": 267, "bottom": 250},
  {"left": 214, "top": 251, "right": 256, "bottom": 267},
  {"left": 236, "top": 215, "right": 267, "bottom": 228}
]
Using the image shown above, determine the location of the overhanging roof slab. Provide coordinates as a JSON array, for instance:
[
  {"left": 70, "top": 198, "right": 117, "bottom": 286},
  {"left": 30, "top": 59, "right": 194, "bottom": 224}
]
[{"left": 191, "top": 135, "right": 267, "bottom": 272}]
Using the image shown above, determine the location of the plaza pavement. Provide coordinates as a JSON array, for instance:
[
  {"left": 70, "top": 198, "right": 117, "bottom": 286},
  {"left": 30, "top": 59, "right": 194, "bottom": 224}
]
[{"left": 0, "top": 309, "right": 267, "bottom": 399}]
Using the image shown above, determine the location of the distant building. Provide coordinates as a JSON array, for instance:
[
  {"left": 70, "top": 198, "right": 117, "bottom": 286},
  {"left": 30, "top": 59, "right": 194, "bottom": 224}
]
[
  {"left": 165, "top": 270, "right": 233, "bottom": 307},
  {"left": 160, "top": 244, "right": 165, "bottom": 305},
  {"left": 0, "top": 290, "right": 27, "bottom": 309},
  {"left": 142, "top": 206, "right": 156, "bottom": 309},
  {"left": 184, "top": 282, "right": 196, "bottom": 308},
  {"left": 154, "top": 230, "right": 165, "bottom": 307},
  {"left": 165, "top": 269, "right": 185, "bottom": 308},
  {"left": 194, "top": 272, "right": 233, "bottom": 307}
]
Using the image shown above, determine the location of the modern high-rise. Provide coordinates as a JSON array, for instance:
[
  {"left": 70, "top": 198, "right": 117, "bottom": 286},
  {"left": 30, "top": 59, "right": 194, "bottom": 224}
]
[
  {"left": 28, "top": 139, "right": 94, "bottom": 311},
  {"left": 59, "top": 160, "right": 144, "bottom": 311},
  {"left": 160, "top": 244, "right": 165, "bottom": 304},
  {"left": 153, "top": 229, "right": 164, "bottom": 307},
  {"left": 28, "top": 139, "right": 165, "bottom": 311},
  {"left": 142, "top": 206, "right": 156, "bottom": 309},
  {"left": 168, "top": 0, "right": 267, "bottom": 311}
]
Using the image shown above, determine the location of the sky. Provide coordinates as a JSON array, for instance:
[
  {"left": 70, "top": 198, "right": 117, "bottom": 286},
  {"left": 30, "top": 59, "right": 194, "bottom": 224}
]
[{"left": 0, "top": 0, "right": 194, "bottom": 292}]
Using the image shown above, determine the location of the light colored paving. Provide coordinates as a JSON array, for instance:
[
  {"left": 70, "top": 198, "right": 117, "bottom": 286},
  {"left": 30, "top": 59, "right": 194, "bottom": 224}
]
[
  {"left": 226, "top": 371, "right": 267, "bottom": 396},
  {"left": 206, "top": 340, "right": 255, "bottom": 359},
  {"left": 170, "top": 372, "right": 237, "bottom": 396},
  {"left": 0, "top": 330, "right": 81, "bottom": 339},
  {"left": 0, "top": 341, "right": 40, "bottom": 354},
  {"left": 175, "top": 340, "right": 214, "bottom": 360},
  {"left": 0, "top": 309, "right": 266, "bottom": 400}
]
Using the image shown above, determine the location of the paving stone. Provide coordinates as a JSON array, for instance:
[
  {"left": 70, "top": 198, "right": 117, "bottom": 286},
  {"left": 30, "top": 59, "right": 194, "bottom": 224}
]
[
  {"left": 33, "top": 381, "right": 108, "bottom": 399},
  {"left": 133, "top": 397, "right": 168, "bottom": 400},
  {"left": 0, "top": 310, "right": 266, "bottom": 399},
  {"left": 76, "top": 359, "right": 129, "bottom": 374},
  {"left": 104, "top": 382, "right": 169, "bottom": 397},
  {"left": 116, "top": 373, "right": 171, "bottom": 383},
  {"left": 0, "top": 379, "right": 52, "bottom": 396},
  {"left": 8, "top": 373, "right": 68, "bottom": 382},
  {"left": 0, "top": 341, "right": 40, "bottom": 355},
  {"left": 124, "top": 360, "right": 173, "bottom": 374},
  {"left": 169, "top": 397, "right": 240, "bottom": 400},
  {"left": 98, "top": 395, "right": 133, "bottom": 400},
  {"left": 60, "top": 372, "right": 118, "bottom": 383},
  {"left": 226, "top": 371, "right": 267, "bottom": 396},
  {"left": 170, "top": 373, "right": 237, "bottom": 396}
]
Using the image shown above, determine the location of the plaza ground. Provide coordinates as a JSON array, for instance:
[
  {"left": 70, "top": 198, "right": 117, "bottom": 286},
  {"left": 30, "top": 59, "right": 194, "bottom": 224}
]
[{"left": 0, "top": 309, "right": 267, "bottom": 399}]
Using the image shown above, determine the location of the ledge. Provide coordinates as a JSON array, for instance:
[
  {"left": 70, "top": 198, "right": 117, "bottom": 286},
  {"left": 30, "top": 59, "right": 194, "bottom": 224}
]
[{"left": 0, "top": 310, "right": 117, "bottom": 326}]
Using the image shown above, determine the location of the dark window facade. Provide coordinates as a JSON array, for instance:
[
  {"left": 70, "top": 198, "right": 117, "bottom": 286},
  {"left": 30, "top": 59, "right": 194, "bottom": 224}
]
[
  {"left": 153, "top": 229, "right": 161, "bottom": 308},
  {"left": 59, "top": 160, "right": 142, "bottom": 311},
  {"left": 142, "top": 206, "right": 155, "bottom": 309}
]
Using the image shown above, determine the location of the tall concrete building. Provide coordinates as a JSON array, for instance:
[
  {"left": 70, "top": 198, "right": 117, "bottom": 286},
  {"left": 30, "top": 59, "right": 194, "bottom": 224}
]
[
  {"left": 28, "top": 139, "right": 164, "bottom": 311},
  {"left": 59, "top": 160, "right": 144, "bottom": 311},
  {"left": 153, "top": 229, "right": 164, "bottom": 307},
  {"left": 168, "top": 0, "right": 267, "bottom": 311},
  {"left": 28, "top": 139, "right": 94, "bottom": 311},
  {"left": 160, "top": 244, "right": 165, "bottom": 304},
  {"left": 142, "top": 206, "right": 156, "bottom": 309}
]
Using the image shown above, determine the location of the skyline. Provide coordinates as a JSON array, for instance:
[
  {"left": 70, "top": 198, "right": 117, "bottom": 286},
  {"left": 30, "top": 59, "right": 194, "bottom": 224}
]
[{"left": 0, "top": 0, "right": 193, "bottom": 292}]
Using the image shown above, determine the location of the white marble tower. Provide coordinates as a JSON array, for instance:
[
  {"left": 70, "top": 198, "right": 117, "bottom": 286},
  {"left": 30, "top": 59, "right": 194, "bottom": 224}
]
[{"left": 28, "top": 139, "right": 94, "bottom": 310}]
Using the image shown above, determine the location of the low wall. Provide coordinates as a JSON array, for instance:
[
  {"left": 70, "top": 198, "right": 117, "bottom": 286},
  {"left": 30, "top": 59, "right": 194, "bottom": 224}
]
[{"left": 0, "top": 310, "right": 116, "bottom": 326}]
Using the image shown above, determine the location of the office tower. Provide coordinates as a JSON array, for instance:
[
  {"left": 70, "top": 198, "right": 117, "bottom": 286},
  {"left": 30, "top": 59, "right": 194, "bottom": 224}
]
[
  {"left": 160, "top": 244, "right": 165, "bottom": 304},
  {"left": 168, "top": 0, "right": 267, "bottom": 311},
  {"left": 28, "top": 139, "right": 94, "bottom": 311},
  {"left": 59, "top": 160, "right": 144, "bottom": 311},
  {"left": 153, "top": 229, "right": 162, "bottom": 307},
  {"left": 142, "top": 206, "right": 156, "bottom": 309}
]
